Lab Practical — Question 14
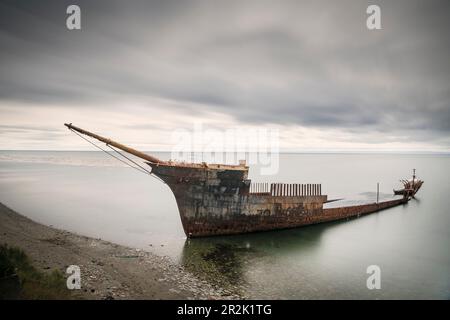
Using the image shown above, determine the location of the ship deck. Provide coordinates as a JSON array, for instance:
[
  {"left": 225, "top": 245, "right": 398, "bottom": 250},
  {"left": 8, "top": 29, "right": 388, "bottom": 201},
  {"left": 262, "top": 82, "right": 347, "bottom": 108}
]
[{"left": 324, "top": 194, "right": 404, "bottom": 209}]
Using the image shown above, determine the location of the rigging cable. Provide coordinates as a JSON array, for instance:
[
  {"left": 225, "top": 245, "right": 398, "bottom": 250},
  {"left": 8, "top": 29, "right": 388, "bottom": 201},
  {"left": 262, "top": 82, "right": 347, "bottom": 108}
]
[
  {"left": 105, "top": 145, "right": 166, "bottom": 184},
  {"left": 69, "top": 128, "right": 151, "bottom": 176},
  {"left": 106, "top": 144, "right": 152, "bottom": 175}
]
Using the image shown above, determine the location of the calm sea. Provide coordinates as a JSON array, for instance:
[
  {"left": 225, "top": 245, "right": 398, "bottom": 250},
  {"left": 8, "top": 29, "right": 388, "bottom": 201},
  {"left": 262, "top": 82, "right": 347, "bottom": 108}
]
[{"left": 0, "top": 151, "right": 449, "bottom": 299}]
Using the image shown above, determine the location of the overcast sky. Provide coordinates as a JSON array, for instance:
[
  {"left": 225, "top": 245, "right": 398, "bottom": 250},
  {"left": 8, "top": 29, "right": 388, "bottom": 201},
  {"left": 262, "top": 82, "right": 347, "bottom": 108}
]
[{"left": 0, "top": 0, "right": 449, "bottom": 152}]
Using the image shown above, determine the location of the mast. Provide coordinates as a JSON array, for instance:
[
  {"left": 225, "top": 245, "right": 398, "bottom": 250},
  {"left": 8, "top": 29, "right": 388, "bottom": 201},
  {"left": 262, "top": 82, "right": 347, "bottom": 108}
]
[{"left": 64, "top": 123, "right": 164, "bottom": 164}]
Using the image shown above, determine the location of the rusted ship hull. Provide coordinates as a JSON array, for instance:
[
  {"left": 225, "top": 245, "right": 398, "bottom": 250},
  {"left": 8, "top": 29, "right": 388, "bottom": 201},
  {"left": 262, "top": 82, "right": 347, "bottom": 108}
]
[
  {"left": 64, "top": 123, "right": 421, "bottom": 239},
  {"left": 174, "top": 198, "right": 407, "bottom": 237},
  {"left": 148, "top": 162, "right": 408, "bottom": 238}
]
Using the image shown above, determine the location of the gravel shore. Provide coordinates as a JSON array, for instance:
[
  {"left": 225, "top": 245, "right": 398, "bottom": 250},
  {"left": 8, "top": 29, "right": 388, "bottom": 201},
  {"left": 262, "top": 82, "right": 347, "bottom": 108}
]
[{"left": 0, "top": 202, "right": 240, "bottom": 300}]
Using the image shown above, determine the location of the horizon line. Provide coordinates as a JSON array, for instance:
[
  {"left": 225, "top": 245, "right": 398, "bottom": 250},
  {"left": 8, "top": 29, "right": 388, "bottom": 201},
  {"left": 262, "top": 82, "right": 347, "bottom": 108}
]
[{"left": 1, "top": 149, "right": 449, "bottom": 155}]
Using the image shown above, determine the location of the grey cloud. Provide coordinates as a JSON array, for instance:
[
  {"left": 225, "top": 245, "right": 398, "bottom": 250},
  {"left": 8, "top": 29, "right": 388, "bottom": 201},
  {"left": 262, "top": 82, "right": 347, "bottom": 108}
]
[
  {"left": 0, "top": 125, "right": 62, "bottom": 133},
  {"left": 0, "top": 0, "right": 449, "bottom": 148},
  {"left": 0, "top": 125, "right": 67, "bottom": 143}
]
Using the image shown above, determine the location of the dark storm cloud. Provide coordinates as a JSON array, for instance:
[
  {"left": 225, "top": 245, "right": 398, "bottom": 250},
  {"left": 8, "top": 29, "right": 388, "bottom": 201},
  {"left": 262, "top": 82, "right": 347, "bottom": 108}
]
[{"left": 1, "top": 0, "right": 449, "bottom": 146}]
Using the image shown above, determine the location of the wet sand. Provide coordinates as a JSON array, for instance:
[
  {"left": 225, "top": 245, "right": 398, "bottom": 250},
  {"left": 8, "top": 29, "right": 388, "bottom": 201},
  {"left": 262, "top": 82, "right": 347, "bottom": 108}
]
[{"left": 0, "top": 202, "right": 239, "bottom": 300}]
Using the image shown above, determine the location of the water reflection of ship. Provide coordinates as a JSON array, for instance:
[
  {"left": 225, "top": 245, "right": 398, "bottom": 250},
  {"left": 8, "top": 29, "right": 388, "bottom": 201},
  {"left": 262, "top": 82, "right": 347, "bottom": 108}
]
[
  {"left": 181, "top": 239, "right": 250, "bottom": 291},
  {"left": 180, "top": 225, "right": 327, "bottom": 292}
]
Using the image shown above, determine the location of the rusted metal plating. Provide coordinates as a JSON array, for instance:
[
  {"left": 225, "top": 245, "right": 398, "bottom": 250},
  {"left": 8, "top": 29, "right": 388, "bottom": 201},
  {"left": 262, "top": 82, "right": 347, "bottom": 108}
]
[{"left": 148, "top": 162, "right": 328, "bottom": 237}]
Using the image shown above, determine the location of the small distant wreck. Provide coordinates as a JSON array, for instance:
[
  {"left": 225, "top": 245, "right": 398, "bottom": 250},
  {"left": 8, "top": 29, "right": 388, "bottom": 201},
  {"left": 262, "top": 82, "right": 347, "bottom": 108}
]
[
  {"left": 65, "top": 123, "right": 423, "bottom": 238},
  {"left": 393, "top": 169, "right": 423, "bottom": 197}
]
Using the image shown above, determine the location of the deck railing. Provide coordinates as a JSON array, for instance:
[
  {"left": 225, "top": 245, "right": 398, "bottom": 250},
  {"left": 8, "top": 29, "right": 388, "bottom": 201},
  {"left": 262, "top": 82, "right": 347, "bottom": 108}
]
[{"left": 249, "top": 183, "right": 322, "bottom": 196}]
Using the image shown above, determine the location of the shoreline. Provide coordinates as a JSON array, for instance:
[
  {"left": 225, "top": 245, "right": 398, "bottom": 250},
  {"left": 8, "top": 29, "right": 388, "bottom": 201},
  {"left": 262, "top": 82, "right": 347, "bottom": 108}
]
[{"left": 0, "top": 202, "right": 240, "bottom": 300}]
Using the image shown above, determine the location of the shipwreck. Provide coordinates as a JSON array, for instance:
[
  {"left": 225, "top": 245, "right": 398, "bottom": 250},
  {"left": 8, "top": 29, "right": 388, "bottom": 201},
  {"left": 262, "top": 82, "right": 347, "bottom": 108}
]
[{"left": 64, "top": 123, "right": 423, "bottom": 238}]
